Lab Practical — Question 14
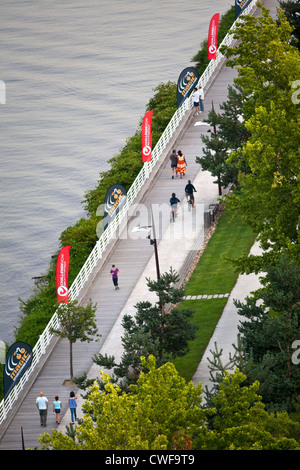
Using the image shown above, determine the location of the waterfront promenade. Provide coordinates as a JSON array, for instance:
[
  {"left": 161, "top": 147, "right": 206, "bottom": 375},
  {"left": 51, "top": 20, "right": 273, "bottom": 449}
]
[
  {"left": 0, "top": 63, "right": 236, "bottom": 451},
  {"left": 0, "top": 0, "right": 278, "bottom": 450}
]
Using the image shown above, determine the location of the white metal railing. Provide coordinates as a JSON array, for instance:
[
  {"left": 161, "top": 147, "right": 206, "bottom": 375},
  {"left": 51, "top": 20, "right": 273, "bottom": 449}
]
[{"left": 0, "top": 1, "right": 257, "bottom": 428}]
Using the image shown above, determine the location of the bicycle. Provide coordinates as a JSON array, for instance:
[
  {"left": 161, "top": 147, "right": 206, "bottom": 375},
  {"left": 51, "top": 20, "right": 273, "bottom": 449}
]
[{"left": 185, "top": 183, "right": 196, "bottom": 210}]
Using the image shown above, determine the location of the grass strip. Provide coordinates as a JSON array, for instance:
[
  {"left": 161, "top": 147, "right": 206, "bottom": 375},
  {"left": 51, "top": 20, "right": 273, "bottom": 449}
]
[{"left": 173, "top": 209, "right": 257, "bottom": 381}]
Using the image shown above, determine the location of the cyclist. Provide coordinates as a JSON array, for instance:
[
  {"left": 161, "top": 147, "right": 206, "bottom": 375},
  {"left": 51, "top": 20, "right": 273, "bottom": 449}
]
[
  {"left": 185, "top": 180, "right": 197, "bottom": 208},
  {"left": 170, "top": 192, "right": 180, "bottom": 218}
]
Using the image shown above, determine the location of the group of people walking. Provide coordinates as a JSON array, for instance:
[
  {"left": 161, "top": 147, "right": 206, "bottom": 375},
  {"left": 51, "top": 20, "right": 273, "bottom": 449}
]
[
  {"left": 169, "top": 148, "right": 197, "bottom": 216},
  {"left": 35, "top": 390, "right": 78, "bottom": 427},
  {"left": 169, "top": 149, "right": 187, "bottom": 179}
]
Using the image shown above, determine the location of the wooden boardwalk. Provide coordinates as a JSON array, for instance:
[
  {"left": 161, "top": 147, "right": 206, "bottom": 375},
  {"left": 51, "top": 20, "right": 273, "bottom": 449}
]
[{"left": 0, "top": 0, "right": 278, "bottom": 449}]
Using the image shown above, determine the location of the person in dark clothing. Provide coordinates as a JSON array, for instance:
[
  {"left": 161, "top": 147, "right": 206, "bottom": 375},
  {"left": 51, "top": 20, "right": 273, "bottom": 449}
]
[
  {"left": 169, "top": 149, "right": 178, "bottom": 179},
  {"left": 185, "top": 180, "right": 196, "bottom": 208},
  {"left": 110, "top": 264, "right": 120, "bottom": 290}
]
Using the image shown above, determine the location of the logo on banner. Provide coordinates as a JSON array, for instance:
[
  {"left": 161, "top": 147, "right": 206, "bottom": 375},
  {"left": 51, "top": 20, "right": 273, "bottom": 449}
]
[
  {"left": 4, "top": 342, "right": 33, "bottom": 399},
  {"left": 56, "top": 246, "right": 71, "bottom": 303},
  {"left": 103, "top": 184, "right": 127, "bottom": 231},
  {"left": 177, "top": 67, "right": 199, "bottom": 108},
  {"left": 143, "top": 145, "right": 152, "bottom": 157},
  {"left": 208, "top": 13, "right": 220, "bottom": 60},
  {"left": 142, "top": 110, "right": 153, "bottom": 162},
  {"left": 57, "top": 285, "right": 68, "bottom": 297}
]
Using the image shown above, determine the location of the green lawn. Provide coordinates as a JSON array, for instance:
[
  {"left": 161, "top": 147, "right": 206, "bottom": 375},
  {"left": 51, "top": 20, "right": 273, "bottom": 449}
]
[{"left": 173, "top": 209, "right": 257, "bottom": 381}]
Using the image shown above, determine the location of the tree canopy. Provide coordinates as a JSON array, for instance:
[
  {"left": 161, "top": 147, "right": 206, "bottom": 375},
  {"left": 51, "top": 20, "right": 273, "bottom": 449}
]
[
  {"left": 50, "top": 299, "right": 100, "bottom": 380},
  {"left": 217, "top": 4, "right": 300, "bottom": 273},
  {"left": 38, "top": 356, "right": 300, "bottom": 450}
]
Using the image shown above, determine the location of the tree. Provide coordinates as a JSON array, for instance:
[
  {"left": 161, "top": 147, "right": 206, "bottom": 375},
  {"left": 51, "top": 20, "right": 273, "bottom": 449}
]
[
  {"left": 50, "top": 299, "right": 100, "bottom": 381},
  {"left": 38, "top": 358, "right": 300, "bottom": 450},
  {"left": 233, "top": 256, "right": 300, "bottom": 412},
  {"left": 197, "top": 369, "right": 300, "bottom": 450},
  {"left": 91, "top": 269, "right": 197, "bottom": 390},
  {"left": 218, "top": 4, "right": 300, "bottom": 273},
  {"left": 196, "top": 84, "right": 249, "bottom": 194}
]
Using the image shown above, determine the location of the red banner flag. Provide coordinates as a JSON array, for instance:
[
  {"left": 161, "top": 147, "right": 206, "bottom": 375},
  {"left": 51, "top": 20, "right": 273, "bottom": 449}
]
[
  {"left": 208, "top": 13, "right": 220, "bottom": 60},
  {"left": 56, "top": 246, "right": 71, "bottom": 303},
  {"left": 142, "top": 110, "right": 153, "bottom": 162}
]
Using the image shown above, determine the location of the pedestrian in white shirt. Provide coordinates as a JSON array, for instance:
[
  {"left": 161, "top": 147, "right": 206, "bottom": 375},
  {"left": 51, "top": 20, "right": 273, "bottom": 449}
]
[{"left": 36, "top": 391, "right": 48, "bottom": 427}]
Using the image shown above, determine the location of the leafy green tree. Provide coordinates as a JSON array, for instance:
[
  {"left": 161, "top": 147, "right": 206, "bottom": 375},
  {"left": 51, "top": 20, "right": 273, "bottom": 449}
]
[
  {"left": 50, "top": 299, "right": 100, "bottom": 381},
  {"left": 197, "top": 370, "right": 300, "bottom": 450},
  {"left": 39, "top": 356, "right": 208, "bottom": 450},
  {"left": 219, "top": 3, "right": 300, "bottom": 273},
  {"left": 92, "top": 269, "right": 197, "bottom": 390},
  {"left": 221, "top": 3, "right": 299, "bottom": 116},
  {"left": 196, "top": 84, "right": 249, "bottom": 194}
]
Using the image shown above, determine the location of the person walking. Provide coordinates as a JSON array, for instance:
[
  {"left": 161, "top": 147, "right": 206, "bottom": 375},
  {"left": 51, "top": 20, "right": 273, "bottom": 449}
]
[
  {"left": 169, "top": 149, "right": 178, "bottom": 179},
  {"left": 110, "top": 264, "right": 120, "bottom": 290},
  {"left": 53, "top": 395, "right": 62, "bottom": 424},
  {"left": 68, "top": 391, "right": 77, "bottom": 424},
  {"left": 36, "top": 391, "right": 48, "bottom": 427},
  {"left": 185, "top": 180, "right": 197, "bottom": 208},
  {"left": 198, "top": 86, "right": 204, "bottom": 112},
  {"left": 176, "top": 150, "right": 187, "bottom": 178},
  {"left": 192, "top": 88, "right": 200, "bottom": 115}
]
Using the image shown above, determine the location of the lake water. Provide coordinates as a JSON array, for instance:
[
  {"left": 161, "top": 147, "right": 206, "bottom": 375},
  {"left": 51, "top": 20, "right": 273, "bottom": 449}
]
[{"left": 0, "top": 0, "right": 232, "bottom": 343}]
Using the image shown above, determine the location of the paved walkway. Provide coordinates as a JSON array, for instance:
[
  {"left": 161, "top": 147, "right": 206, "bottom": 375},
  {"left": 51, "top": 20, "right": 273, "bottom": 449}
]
[{"left": 0, "top": 0, "right": 279, "bottom": 449}]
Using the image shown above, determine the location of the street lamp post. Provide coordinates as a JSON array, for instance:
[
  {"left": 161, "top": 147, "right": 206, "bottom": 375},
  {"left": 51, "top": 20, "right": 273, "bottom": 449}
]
[
  {"left": 149, "top": 204, "right": 160, "bottom": 280},
  {"left": 131, "top": 205, "right": 163, "bottom": 335},
  {"left": 131, "top": 204, "right": 161, "bottom": 280}
]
